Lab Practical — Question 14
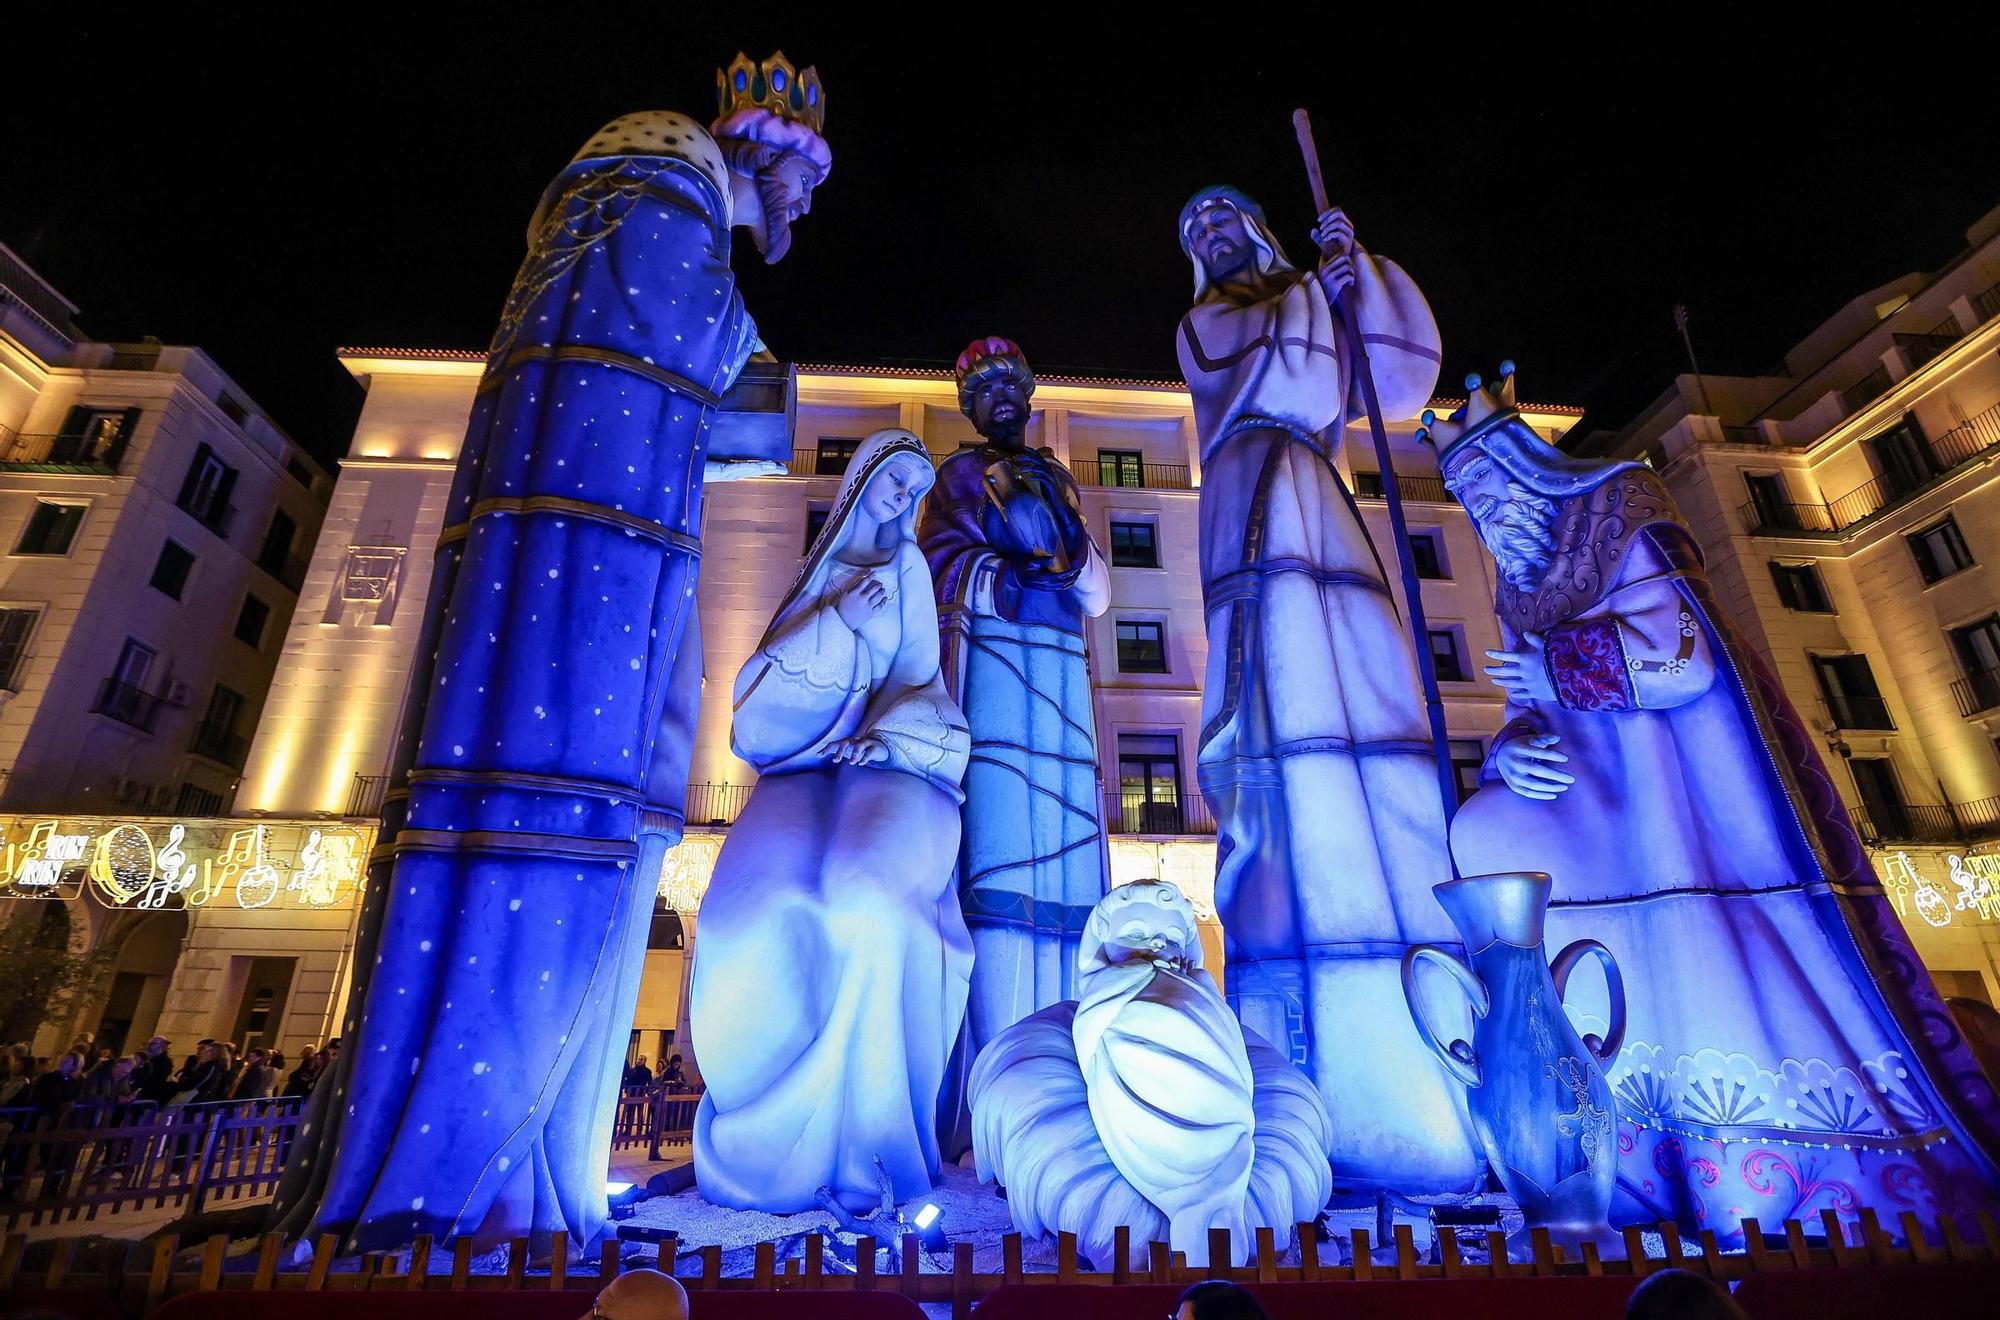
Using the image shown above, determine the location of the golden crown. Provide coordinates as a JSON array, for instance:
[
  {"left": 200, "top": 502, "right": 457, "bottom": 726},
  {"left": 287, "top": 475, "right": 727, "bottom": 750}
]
[
  {"left": 1417, "top": 361, "right": 1521, "bottom": 463},
  {"left": 717, "top": 51, "right": 825, "bottom": 135}
]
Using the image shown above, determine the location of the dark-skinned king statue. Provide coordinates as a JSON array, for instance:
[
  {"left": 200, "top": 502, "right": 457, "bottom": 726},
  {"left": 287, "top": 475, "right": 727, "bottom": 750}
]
[
  {"left": 920, "top": 337, "right": 1110, "bottom": 1154},
  {"left": 270, "top": 53, "right": 830, "bottom": 1253}
]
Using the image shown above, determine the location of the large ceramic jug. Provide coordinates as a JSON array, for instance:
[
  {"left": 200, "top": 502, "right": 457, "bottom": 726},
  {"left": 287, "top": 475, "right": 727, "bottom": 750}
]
[{"left": 1400, "top": 871, "right": 1625, "bottom": 1245}]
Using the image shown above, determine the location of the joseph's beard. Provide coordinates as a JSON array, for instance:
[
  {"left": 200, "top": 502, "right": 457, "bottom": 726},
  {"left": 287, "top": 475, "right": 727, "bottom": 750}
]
[{"left": 1481, "top": 494, "right": 1559, "bottom": 592}]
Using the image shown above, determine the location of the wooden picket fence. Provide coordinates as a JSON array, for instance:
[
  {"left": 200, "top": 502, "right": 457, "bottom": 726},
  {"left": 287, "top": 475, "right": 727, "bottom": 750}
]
[
  {"left": 2, "top": 1205, "right": 1996, "bottom": 1320},
  {"left": 1, "top": 1099, "right": 304, "bottom": 1230}
]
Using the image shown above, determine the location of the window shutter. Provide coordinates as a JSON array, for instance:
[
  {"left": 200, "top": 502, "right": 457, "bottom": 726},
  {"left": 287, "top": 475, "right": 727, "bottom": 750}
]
[
  {"left": 213, "top": 463, "right": 240, "bottom": 523},
  {"left": 103, "top": 406, "right": 141, "bottom": 470},
  {"left": 176, "top": 444, "right": 214, "bottom": 507},
  {"left": 56, "top": 404, "right": 90, "bottom": 438}
]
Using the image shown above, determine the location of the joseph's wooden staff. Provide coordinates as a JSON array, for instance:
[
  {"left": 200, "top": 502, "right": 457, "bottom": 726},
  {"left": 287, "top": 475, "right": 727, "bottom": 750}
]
[{"left": 1294, "top": 108, "right": 1464, "bottom": 841}]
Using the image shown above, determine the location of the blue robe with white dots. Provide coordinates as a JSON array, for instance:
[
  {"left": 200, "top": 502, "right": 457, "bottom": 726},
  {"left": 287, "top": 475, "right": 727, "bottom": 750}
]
[{"left": 273, "top": 127, "right": 756, "bottom": 1252}]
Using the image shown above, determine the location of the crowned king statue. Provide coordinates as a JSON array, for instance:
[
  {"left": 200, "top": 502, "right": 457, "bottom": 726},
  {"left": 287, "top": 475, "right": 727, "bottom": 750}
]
[
  {"left": 919, "top": 337, "right": 1111, "bottom": 1154},
  {"left": 1432, "top": 365, "right": 2000, "bottom": 1231},
  {"left": 271, "top": 54, "right": 832, "bottom": 1252}
]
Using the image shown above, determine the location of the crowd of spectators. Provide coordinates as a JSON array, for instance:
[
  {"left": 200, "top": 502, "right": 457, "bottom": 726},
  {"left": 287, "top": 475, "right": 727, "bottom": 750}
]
[{"left": 0, "top": 1032, "right": 342, "bottom": 1121}]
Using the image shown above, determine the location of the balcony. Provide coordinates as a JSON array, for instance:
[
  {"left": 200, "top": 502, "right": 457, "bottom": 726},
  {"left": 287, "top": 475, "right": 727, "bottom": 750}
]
[
  {"left": 0, "top": 425, "right": 127, "bottom": 473},
  {"left": 1076, "top": 453, "right": 1194, "bottom": 492},
  {"left": 1354, "top": 472, "right": 1451, "bottom": 503},
  {"left": 1953, "top": 667, "right": 2000, "bottom": 717},
  {"left": 347, "top": 773, "right": 391, "bottom": 818},
  {"left": 1974, "top": 281, "right": 2000, "bottom": 325},
  {"left": 1825, "top": 696, "right": 1896, "bottom": 732},
  {"left": 685, "top": 781, "right": 754, "bottom": 826},
  {"left": 1738, "top": 398, "right": 2000, "bottom": 536},
  {"left": 1897, "top": 328, "right": 1961, "bottom": 373},
  {"left": 1107, "top": 792, "right": 1217, "bottom": 836},
  {"left": 92, "top": 678, "right": 167, "bottom": 732},
  {"left": 188, "top": 720, "right": 250, "bottom": 770},
  {"left": 1839, "top": 366, "right": 1892, "bottom": 415},
  {"left": 1856, "top": 797, "right": 2000, "bottom": 847}
]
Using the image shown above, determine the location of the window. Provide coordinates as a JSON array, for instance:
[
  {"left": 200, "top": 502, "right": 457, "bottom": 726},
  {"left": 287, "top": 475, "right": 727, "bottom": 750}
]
[
  {"left": 175, "top": 443, "right": 238, "bottom": 531},
  {"left": 97, "top": 639, "right": 159, "bottom": 729},
  {"left": 285, "top": 456, "right": 314, "bottom": 488},
  {"left": 235, "top": 594, "right": 271, "bottom": 648},
  {"left": 1408, "top": 530, "right": 1448, "bottom": 580},
  {"left": 1427, "top": 628, "right": 1468, "bottom": 683},
  {"left": 1743, "top": 472, "right": 1792, "bottom": 532},
  {"left": 1096, "top": 450, "right": 1144, "bottom": 489},
  {"left": 1769, "top": 561, "right": 1832, "bottom": 612},
  {"left": 1951, "top": 615, "right": 2000, "bottom": 714},
  {"left": 1108, "top": 521, "right": 1158, "bottom": 568},
  {"left": 1353, "top": 471, "right": 1386, "bottom": 498},
  {"left": 202, "top": 684, "right": 244, "bottom": 732},
  {"left": 1867, "top": 415, "right": 1935, "bottom": 501},
  {"left": 0, "top": 607, "right": 38, "bottom": 691},
  {"left": 1908, "top": 516, "right": 1974, "bottom": 584},
  {"left": 257, "top": 510, "right": 297, "bottom": 575},
  {"left": 150, "top": 540, "right": 196, "bottom": 599},
  {"left": 1116, "top": 620, "right": 1167, "bottom": 672},
  {"left": 803, "top": 506, "right": 830, "bottom": 553},
  {"left": 217, "top": 394, "right": 250, "bottom": 426},
  {"left": 1848, "top": 757, "right": 1909, "bottom": 840},
  {"left": 1812, "top": 653, "right": 1894, "bottom": 730},
  {"left": 1117, "top": 733, "right": 1183, "bottom": 833},
  {"left": 1449, "top": 738, "right": 1485, "bottom": 805},
  {"left": 50, "top": 405, "right": 140, "bottom": 469},
  {"left": 15, "top": 501, "right": 85, "bottom": 555},
  {"left": 814, "top": 436, "right": 860, "bottom": 476}
]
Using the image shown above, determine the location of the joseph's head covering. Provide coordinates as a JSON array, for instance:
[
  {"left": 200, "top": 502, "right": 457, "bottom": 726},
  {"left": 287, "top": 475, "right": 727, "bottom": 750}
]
[
  {"left": 1179, "top": 185, "right": 1297, "bottom": 302},
  {"left": 954, "top": 337, "right": 1036, "bottom": 418}
]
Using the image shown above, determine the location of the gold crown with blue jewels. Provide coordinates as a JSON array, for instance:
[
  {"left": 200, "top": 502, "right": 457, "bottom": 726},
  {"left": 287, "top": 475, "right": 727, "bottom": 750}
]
[
  {"left": 1416, "top": 361, "right": 1521, "bottom": 465},
  {"left": 717, "top": 51, "right": 825, "bottom": 135}
]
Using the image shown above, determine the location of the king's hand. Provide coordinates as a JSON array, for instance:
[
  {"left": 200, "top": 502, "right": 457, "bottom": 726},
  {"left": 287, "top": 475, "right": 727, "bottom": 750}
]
[{"left": 1493, "top": 733, "right": 1576, "bottom": 801}]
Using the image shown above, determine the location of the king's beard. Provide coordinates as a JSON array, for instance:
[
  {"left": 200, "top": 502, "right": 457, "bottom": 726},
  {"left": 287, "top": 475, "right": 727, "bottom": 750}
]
[
  {"left": 752, "top": 171, "right": 795, "bottom": 264},
  {"left": 1481, "top": 492, "right": 1560, "bottom": 593}
]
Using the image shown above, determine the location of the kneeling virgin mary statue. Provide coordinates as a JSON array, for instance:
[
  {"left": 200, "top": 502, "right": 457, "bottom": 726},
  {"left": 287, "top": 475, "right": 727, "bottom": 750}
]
[{"left": 692, "top": 429, "right": 974, "bottom": 1212}]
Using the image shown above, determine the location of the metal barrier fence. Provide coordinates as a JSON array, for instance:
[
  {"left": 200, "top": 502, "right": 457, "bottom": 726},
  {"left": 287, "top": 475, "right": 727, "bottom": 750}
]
[{"left": 0, "top": 1097, "right": 303, "bottom": 1229}]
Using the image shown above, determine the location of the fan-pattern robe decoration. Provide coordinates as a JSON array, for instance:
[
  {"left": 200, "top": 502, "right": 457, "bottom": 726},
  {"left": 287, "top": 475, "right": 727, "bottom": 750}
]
[
  {"left": 271, "top": 112, "right": 759, "bottom": 1251},
  {"left": 693, "top": 430, "right": 973, "bottom": 1213},
  {"left": 1177, "top": 249, "right": 1485, "bottom": 1192},
  {"left": 921, "top": 441, "right": 1109, "bottom": 1154},
  {"left": 1446, "top": 433, "right": 2000, "bottom": 1234}
]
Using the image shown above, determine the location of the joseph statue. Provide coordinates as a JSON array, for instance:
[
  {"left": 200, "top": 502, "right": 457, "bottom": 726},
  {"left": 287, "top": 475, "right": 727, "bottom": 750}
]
[
  {"left": 1175, "top": 188, "right": 1481, "bottom": 1191},
  {"left": 921, "top": 337, "right": 1110, "bottom": 1155}
]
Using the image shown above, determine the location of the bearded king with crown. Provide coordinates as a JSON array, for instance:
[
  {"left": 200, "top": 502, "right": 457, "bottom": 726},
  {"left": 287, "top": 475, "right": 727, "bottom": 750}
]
[
  {"left": 1431, "top": 367, "right": 2000, "bottom": 1232},
  {"left": 271, "top": 54, "right": 832, "bottom": 1254}
]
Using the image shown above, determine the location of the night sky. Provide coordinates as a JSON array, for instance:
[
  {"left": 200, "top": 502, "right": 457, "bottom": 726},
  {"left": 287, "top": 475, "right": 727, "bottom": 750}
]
[{"left": 8, "top": 9, "right": 1998, "bottom": 467}]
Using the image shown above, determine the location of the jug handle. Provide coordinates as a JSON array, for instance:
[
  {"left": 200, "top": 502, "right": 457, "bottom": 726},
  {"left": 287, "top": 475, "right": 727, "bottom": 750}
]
[
  {"left": 1401, "top": 944, "right": 1490, "bottom": 1089},
  {"left": 1550, "top": 938, "right": 1627, "bottom": 1063}
]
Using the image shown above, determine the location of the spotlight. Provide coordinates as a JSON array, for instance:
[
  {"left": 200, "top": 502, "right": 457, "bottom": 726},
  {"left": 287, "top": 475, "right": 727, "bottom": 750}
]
[
  {"left": 606, "top": 1179, "right": 643, "bottom": 1218},
  {"left": 912, "top": 1202, "right": 946, "bottom": 1252}
]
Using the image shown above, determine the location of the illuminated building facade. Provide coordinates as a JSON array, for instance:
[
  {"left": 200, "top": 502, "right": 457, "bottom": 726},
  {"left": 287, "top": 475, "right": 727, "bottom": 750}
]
[
  {"left": 0, "top": 246, "right": 337, "bottom": 1055},
  {"left": 1580, "top": 203, "right": 2000, "bottom": 998},
  {"left": 233, "top": 347, "right": 1578, "bottom": 1063}
]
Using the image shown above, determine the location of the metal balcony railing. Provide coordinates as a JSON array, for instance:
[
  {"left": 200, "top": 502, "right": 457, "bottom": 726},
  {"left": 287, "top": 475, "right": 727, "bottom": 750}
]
[
  {"left": 685, "top": 782, "right": 755, "bottom": 826},
  {"left": 1953, "top": 794, "right": 2000, "bottom": 842},
  {"left": 1825, "top": 696, "right": 1896, "bottom": 732},
  {"left": 1739, "top": 398, "right": 2000, "bottom": 536},
  {"left": 1953, "top": 667, "right": 2000, "bottom": 717},
  {"left": 1076, "top": 454, "right": 1194, "bottom": 491},
  {"left": 92, "top": 678, "right": 166, "bottom": 732},
  {"left": 1974, "top": 281, "right": 2000, "bottom": 325},
  {"left": 1840, "top": 366, "right": 1892, "bottom": 415},
  {"left": 1106, "top": 792, "right": 1217, "bottom": 836},
  {"left": 0, "top": 428, "right": 126, "bottom": 472},
  {"left": 1854, "top": 803, "right": 1965, "bottom": 846},
  {"left": 1897, "top": 329, "right": 1961, "bottom": 372},
  {"left": 346, "top": 773, "right": 391, "bottom": 818},
  {"left": 1353, "top": 472, "right": 1451, "bottom": 503},
  {"left": 188, "top": 721, "right": 249, "bottom": 770}
]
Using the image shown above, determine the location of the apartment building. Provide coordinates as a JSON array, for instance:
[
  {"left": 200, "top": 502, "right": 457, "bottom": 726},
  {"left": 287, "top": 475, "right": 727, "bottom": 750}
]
[
  {"left": 0, "top": 244, "right": 336, "bottom": 1053},
  {"left": 1580, "top": 203, "right": 2000, "bottom": 997}
]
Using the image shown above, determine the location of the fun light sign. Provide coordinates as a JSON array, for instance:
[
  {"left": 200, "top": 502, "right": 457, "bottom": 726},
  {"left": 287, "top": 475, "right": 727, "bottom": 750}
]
[
  {"left": 0, "top": 815, "right": 373, "bottom": 911},
  {"left": 1878, "top": 850, "right": 2000, "bottom": 929}
]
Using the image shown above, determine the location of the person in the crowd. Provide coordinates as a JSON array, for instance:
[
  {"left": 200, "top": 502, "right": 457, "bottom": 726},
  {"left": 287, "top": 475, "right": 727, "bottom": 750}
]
[
  {"left": 624, "top": 1055, "right": 653, "bottom": 1090},
  {"left": 660, "top": 1054, "right": 687, "bottom": 1090},
  {"left": 79, "top": 1052, "right": 124, "bottom": 1103},
  {"left": 27, "top": 1052, "right": 85, "bottom": 1115},
  {"left": 0, "top": 1047, "right": 31, "bottom": 1106},
  {"left": 170, "top": 1042, "right": 224, "bottom": 1106},
  {"left": 135, "top": 1036, "right": 176, "bottom": 1104},
  {"left": 234, "top": 1048, "right": 277, "bottom": 1100},
  {"left": 1174, "top": 1280, "right": 1271, "bottom": 1320},
  {"left": 585, "top": 1268, "right": 688, "bottom": 1320},
  {"left": 1626, "top": 1268, "right": 1749, "bottom": 1320},
  {"left": 284, "top": 1049, "right": 321, "bottom": 1099}
]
